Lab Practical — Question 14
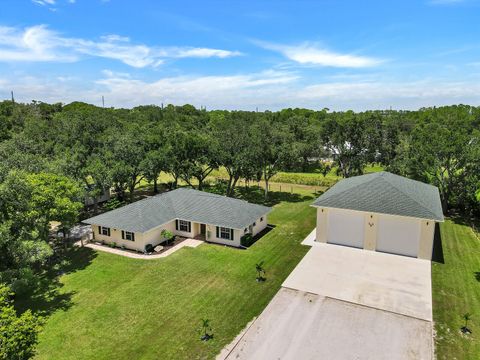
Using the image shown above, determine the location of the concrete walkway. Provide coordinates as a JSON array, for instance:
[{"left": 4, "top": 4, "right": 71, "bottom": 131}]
[
  {"left": 81, "top": 239, "right": 203, "bottom": 259},
  {"left": 300, "top": 228, "right": 316, "bottom": 246}
]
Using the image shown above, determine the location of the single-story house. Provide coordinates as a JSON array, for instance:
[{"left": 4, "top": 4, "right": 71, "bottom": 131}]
[
  {"left": 312, "top": 171, "right": 444, "bottom": 260},
  {"left": 83, "top": 188, "right": 271, "bottom": 252}
]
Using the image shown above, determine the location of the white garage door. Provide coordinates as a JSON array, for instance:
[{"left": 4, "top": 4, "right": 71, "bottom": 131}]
[
  {"left": 327, "top": 209, "right": 365, "bottom": 248},
  {"left": 376, "top": 215, "right": 421, "bottom": 257}
]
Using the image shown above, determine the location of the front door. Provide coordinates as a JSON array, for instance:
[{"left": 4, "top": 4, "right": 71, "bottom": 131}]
[{"left": 200, "top": 223, "right": 206, "bottom": 235}]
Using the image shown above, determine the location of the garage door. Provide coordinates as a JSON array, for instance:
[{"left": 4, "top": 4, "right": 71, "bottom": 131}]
[
  {"left": 327, "top": 209, "right": 364, "bottom": 248},
  {"left": 376, "top": 216, "right": 420, "bottom": 257}
]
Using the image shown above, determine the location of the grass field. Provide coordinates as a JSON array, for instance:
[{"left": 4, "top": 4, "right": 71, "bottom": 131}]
[
  {"left": 17, "top": 187, "right": 317, "bottom": 360},
  {"left": 138, "top": 164, "right": 384, "bottom": 192},
  {"left": 432, "top": 220, "right": 480, "bottom": 359}
]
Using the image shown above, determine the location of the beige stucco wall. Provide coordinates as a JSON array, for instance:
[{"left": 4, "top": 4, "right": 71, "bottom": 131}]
[
  {"left": 205, "top": 224, "right": 242, "bottom": 247},
  {"left": 91, "top": 213, "right": 269, "bottom": 251},
  {"left": 142, "top": 220, "right": 176, "bottom": 248},
  {"left": 92, "top": 225, "right": 145, "bottom": 252},
  {"left": 418, "top": 220, "right": 435, "bottom": 260},
  {"left": 251, "top": 215, "right": 268, "bottom": 236},
  {"left": 315, "top": 208, "right": 328, "bottom": 243},
  {"left": 363, "top": 213, "right": 378, "bottom": 251},
  {"left": 314, "top": 206, "right": 438, "bottom": 260}
]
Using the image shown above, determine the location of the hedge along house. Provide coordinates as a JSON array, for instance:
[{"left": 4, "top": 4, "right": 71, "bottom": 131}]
[
  {"left": 312, "top": 171, "right": 444, "bottom": 260},
  {"left": 83, "top": 188, "right": 271, "bottom": 252}
]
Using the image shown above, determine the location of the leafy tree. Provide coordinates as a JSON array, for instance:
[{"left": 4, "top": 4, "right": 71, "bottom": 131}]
[
  {"left": 26, "top": 173, "right": 83, "bottom": 241},
  {"left": 392, "top": 106, "right": 476, "bottom": 212},
  {"left": 321, "top": 111, "right": 379, "bottom": 178},
  {"left": 84, "top": 152, "right": 113, "bottom": 213},
  {"left": 173, "top": 129, "right": 218, "bottom": 190},
  {"left": 252, "top": 114, "right": 294, "bottom": 199},
  {"left": 107, "top": 123, "right": 148, "bottom": 201},
  {"left": 210, "top": 111, "right": 257, "bottom": 196},
  {"left": 140, "top": 126, "right": 170, "bottom": 194},
  {"left": 0, "top": 283, "right": 42, "bottom": 360}
]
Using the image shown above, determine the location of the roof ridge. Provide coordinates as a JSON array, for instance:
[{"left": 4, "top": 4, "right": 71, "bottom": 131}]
[
  {"left": 377, "top": 174, "right": 439, "bottom": 220},
  {"left": 320, "top": 173, "right": 379, "bottom": 201}
]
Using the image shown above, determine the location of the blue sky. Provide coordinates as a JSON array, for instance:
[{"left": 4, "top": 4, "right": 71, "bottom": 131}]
[{"left": 1, "top": 0, "right": 480, "bottom": 110}]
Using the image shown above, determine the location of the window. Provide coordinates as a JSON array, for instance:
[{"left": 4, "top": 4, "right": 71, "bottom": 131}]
[
  {"left": 260, "top": 217, "right": 264, "bottom": 222},
  {"left": 244, "top": 228, "right": 248, "bottom": 233},
  {"left": 99, "top": 226, "right": 110, "bottom": 236},
  {"left": 217, "top": 226, "right": 234, "bottom": 240},
  {"left": 253, "top": 222, "right": 256, "bottom": 227},
  {"left": 176, "top": 219, "right": 191, "bottom": 233},
  {"left": 121, "top": 230, "right": 135, "bottom": 241}
]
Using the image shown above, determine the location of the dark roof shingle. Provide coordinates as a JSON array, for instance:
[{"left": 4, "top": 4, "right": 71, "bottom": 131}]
[
  {"left": 312, "top": 171, "right": 444, "bottom": 221},
  {"left": 83, "top": 188, "right": 271, "bottom": 232}
]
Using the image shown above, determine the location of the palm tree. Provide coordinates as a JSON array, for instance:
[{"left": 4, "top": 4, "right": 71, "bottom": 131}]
[
  {"left": 462, "top": 313, "right": 472, "bottom": 333},
  {"left": 200, "top": 318, "right": 213, "bottom": 341},
  {"left": 255, "top": 261, "right": 266, "bottom": 282}
]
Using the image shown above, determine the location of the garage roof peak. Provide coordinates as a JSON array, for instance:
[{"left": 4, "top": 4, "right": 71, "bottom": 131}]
[{"left": 312, "top": 171, "right": 444, "bottom": 222}]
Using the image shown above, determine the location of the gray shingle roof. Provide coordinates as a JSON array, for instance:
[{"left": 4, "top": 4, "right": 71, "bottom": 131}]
[
  {"left": 312, "top": 171, "right": 444, "bottom": 221},
  {"left": 83, "top": 188, "right": 271, "bottom": 233}
]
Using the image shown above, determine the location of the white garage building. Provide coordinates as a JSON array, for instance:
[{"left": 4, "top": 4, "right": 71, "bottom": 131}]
[{"left": 313, "top": 171, "right": 444, "bottom": 260}]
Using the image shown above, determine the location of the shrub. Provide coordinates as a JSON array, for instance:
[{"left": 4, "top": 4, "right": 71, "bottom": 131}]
[
  {"left": 0, "top": 284, "right": 43, "bottom": 360},
  {"left": 160, "top": 229, "right": 174, "bottom": 245},
  {"left": 241, "top": 234, "right": 255, "bottom": 247},
  {"left": 145, "top": 244, "right": 154, "bottom": 253},
  {"left": 270, "top": 172, "right": 338, "bottom": 187},
  {"left": 104, "top": 198, "right": 125, "bottom": 211}
]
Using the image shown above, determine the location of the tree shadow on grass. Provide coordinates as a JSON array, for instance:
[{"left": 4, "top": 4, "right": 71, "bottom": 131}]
[
  {"left": 204, "top": 183, "right": 315, "bottom": 206},
  {"left": 474, "top": 272, "right": 480, "bottom": 282},
  {"left": 15, "top": 246, "right": 97, "bottom": 317}
]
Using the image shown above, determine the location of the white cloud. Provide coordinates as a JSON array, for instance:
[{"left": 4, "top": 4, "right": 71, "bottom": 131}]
[
  {"left": 172, "top": 48, "right": 242, "bottom": 58},
  {"left": 32, "top": 0, "right": 56, "bottom": 5},
  {"left": 428, "top": 0, "right": 465, "bottom": 5},
  {"left": 258, "top": 41, "right": 384, "bottom": 68},
  {"left": 4, "top": 71, "right": 480, "bottom": 111},
  {"left": 0, "top": 25, "right": 241, "bottom": 67}
]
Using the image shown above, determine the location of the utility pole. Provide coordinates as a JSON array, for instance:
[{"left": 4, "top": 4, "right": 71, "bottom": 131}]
[
  {"left": 10, "top": 90, "right": 14, "bottom": 103},
  {"left": 102, "top": 96, "right": 105, "bottom": 108}
]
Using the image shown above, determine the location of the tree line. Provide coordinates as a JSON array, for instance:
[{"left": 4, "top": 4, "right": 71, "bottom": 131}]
[
  {"left": 0, "top": 99, "right": 478, "bottom": 358},
  {"left": 0, "top": 100, "right": 479, "bottom": 290}
]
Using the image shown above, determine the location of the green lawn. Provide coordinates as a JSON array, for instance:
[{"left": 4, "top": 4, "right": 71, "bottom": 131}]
[
  {"left": 432, "top": 220, "right": 480, "bottom": 359},
  {"left": 18, "top": 188, "right": 316, "bottom": 360}
]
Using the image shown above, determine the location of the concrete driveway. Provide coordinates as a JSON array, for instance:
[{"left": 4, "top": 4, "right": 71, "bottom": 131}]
[
  {"left": 222, "top": 288, "right": 432, "bottom": 360},
  {"left": 283, "top": 241, "right": 432, "bottom": 321},
  {"left": 220, "top": 232, "right": 433, "bottom": 360}
]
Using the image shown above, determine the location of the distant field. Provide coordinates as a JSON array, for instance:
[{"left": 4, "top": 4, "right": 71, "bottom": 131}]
[{"left": 137, "top": 164, "right": 385, "bottom": 191}]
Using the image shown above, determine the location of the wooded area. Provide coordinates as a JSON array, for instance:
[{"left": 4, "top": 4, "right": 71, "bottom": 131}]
[
  {"left": 0, "top": 100, "right": 479, "bottom": 357},
  {"left": 0, "top": 101, "right": 479, "bottom": 286}
]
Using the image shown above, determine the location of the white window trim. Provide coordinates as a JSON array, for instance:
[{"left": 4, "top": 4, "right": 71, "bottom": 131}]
[
  {"left": 179, "top": 220, "right": 190, "bottom": 232},
  {"left": 219, "top": 227, "right": 232, "bottom": 240},
  {"left": 125, "top": 231, "right": 135, "bottom": 241},
  {"left": 100, "top": 226, "right": 110, "bottom": 236}
]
